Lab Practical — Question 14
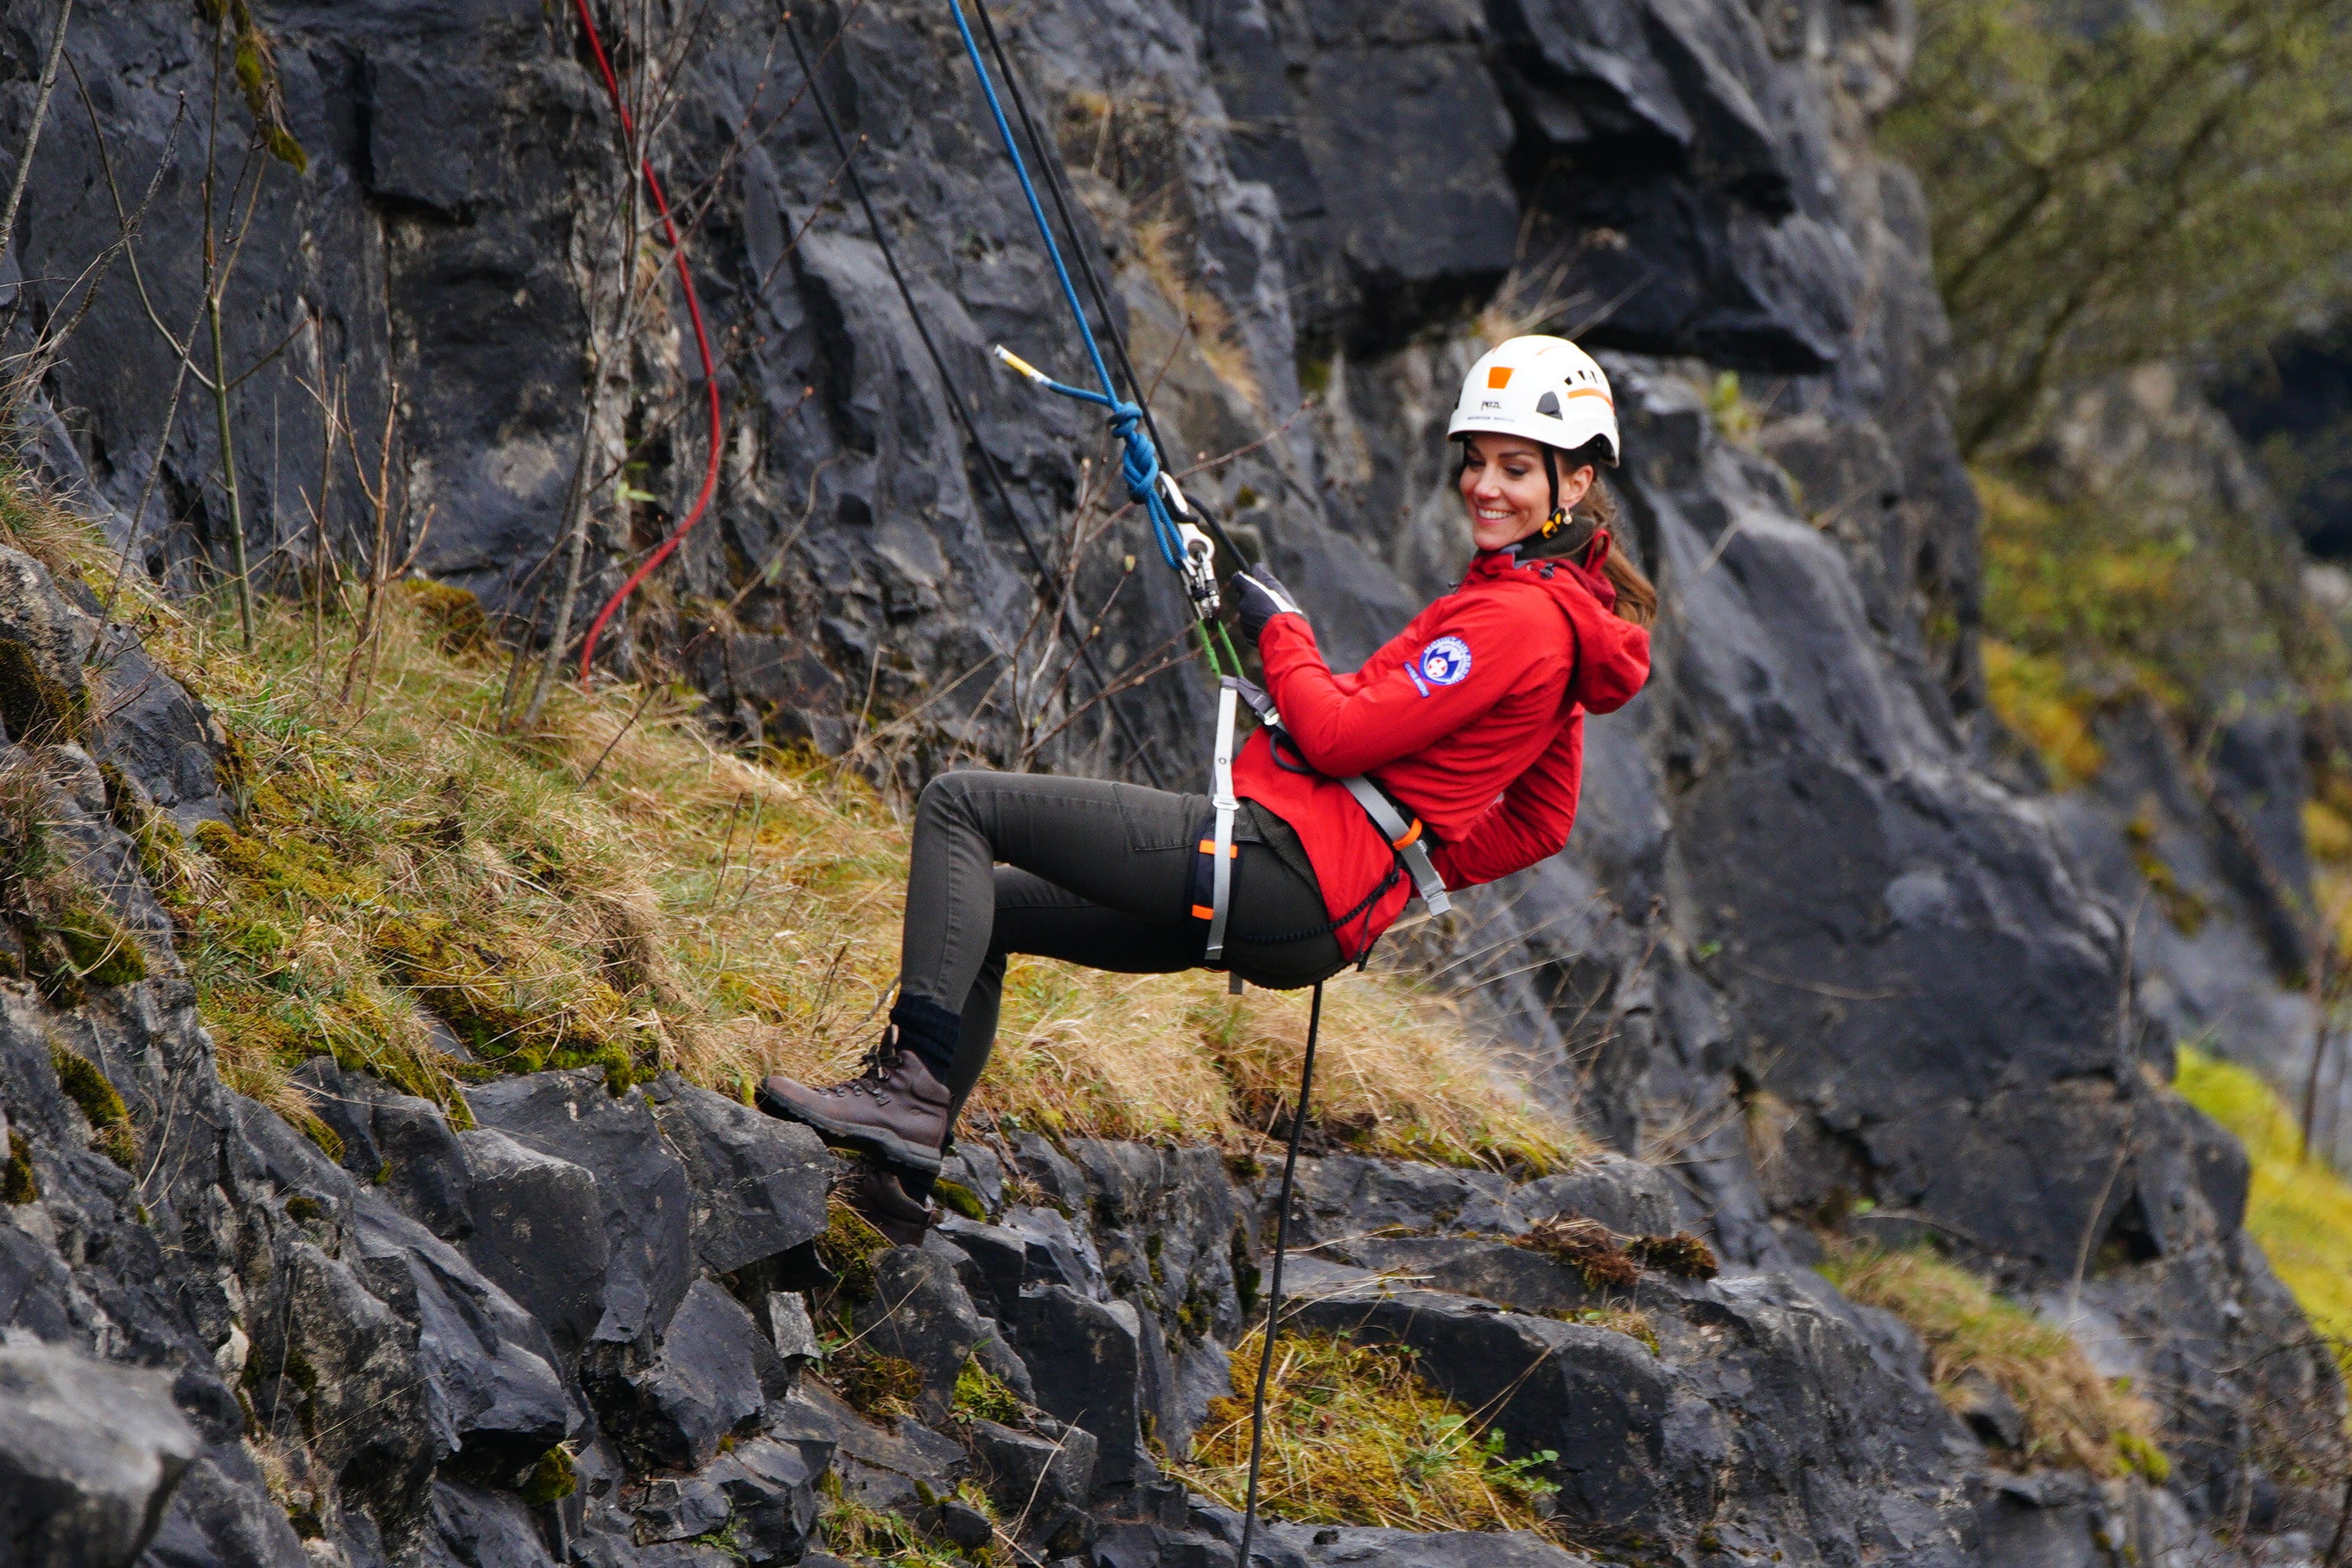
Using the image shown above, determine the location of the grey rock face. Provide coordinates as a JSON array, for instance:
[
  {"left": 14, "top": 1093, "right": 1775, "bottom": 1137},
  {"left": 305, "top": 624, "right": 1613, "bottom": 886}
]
[
  {"left": 455, "top": 1126, "right": 613, "bottom": 1359},
  {"left": 1013, "top": 1284, "right": 1151, "bottom": 1486},
  {"left": 297, "top": 1057, "right": 476, "bottom": 1239},
  {"left": 467, "top": 1071, "right": 695, "bottom": 1351},
  {"left": 345, "top": 1194, "right": 578, "bottom": 1488},
  {"left": 0, "top": 0, "right": 2339, "bottom": 1560},
  {"left": 0, "top": 1342, "right": 202, "bottom": 1568},
  {"left": 855, "top": 1245, "right": 986, "bottom": 1423},
  {"left": 1275, "top": 1524, "right": 1600, "bottom": 1567},
  {"left": 591, "top": 1277, "right": 780, "bottom": 1472},
  {"left": 965, "top": 1416, "right": 1100, "bottom": 1523},
  {"left": 648, "top": 1075, "right": 837, "bottom": 1277}
]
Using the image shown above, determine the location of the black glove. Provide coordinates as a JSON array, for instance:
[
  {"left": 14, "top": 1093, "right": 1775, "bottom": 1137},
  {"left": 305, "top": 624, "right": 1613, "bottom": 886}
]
[{"left": 1232, "top": 566, "right": 1305, "bottom": 644}]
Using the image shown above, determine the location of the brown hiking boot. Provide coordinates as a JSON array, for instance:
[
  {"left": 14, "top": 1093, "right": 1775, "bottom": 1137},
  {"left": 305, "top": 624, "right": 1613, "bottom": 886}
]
[
  {"left": 837, "top": 1161, "right": 935, "bottom": 1248},
  {"left": 756, "top": 1034, "right": 951, "bottom": 1173}
]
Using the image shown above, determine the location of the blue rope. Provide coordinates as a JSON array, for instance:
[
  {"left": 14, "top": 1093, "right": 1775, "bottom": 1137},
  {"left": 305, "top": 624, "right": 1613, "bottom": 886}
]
[{"left": 943, "top": 0, "right": 1189, "bottom": 577}]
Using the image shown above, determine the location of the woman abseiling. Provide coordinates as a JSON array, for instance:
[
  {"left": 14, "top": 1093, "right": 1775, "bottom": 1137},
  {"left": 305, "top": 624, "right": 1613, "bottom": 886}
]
[{"left": 755, "top": 336, "right": 1656, "bottom": 1241}]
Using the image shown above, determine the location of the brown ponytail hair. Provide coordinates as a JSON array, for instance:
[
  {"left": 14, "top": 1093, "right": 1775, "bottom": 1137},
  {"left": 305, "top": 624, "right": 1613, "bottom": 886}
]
[{"left": 1574, "top": 479, "right": 1657, "bottom": 629}]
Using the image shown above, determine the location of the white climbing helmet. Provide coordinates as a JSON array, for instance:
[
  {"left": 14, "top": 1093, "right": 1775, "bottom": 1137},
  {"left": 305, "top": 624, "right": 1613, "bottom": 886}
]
[{"left": 1447, "top": 336, "right": 1619, "bottom": 467}]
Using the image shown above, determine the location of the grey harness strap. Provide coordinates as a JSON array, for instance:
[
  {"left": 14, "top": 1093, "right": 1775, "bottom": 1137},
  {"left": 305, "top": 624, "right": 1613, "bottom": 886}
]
[
  {"left": 1338, "top": 775, "right": 1451, "bottom": 916},
  {"left": 1205, "top": 679, "right": 1243, "bottom": 964}
]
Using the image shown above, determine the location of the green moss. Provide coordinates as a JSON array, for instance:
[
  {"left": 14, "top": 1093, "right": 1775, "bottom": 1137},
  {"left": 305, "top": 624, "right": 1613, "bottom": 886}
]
[
  {"left": 933, "top": 1178, "right": 987, "bottom": 1222},
  {"left": 397, "top": 580, "right": 492, "bottom": 655},
  {"left": 1982, "top": 637, "right": 2106, "bottom": 788},
  {"left": 1555, "top": 1304, "right": 1660, "bottom": 1354},
  {"left": 816, "top": 1472, "right": 964, "bottom": 1566},
  {"left": 950, "top": 1356, "right": 1024, "bottom": 1425},
  {"left": 203, "top": 0, "right": 306, "bottom": 171},
  {"left": 2114, "top": 1428, "right": 2171, "bottom": 1484},
  {"left": 50, "top": 1045, "right": 136, "bottom": 1168},
  {"left": 1172, "top": 1331, "right": 1558, "bottom": 1532},
  {"left": 816, "top": 1199, "right": 889, "bottom": 1303},
  {"left": 2176, "top": 1047, "right": 2352, "bottom": 1366},
  {"left": 518, "top": 1444, "right": 578, "bottom": 1505},
  {"left": 0, "top": 637, "right": 86, "bottom": 747},
  {"left": 835, "top": 1349, "right": 924, "bottom": 1420},
  {"left": 1822, "top": 1245, "right": 2168, "bottom": 1477},
  {"left": 368, "top": 913, "right": 622, "bottom": 1064},
  {"left": 195, "top": 818, "right": 365, "bottom": 905},
  {"left": 285, "top": 1194, "right": 325, "bottom": 1223},
  {"left": 51, "top": 895, "right": 148, "bottom": 986},
  {"left": 3, "top": 1131, "right": 37, "bottom": 1204},
  {"left": 2123, "top": 811, "right": 2209, "bottom": 937}
]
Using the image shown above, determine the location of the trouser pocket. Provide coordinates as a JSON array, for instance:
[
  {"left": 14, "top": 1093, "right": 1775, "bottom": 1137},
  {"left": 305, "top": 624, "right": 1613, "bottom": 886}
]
[{"left": 1113, "top": 782, "right": 1208, "bottom": 854}]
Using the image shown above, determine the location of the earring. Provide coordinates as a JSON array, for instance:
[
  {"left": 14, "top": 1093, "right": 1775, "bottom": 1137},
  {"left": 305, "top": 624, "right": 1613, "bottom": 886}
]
[{"left": 1540, "top": 509, "right": 1566, "bottom": 539}]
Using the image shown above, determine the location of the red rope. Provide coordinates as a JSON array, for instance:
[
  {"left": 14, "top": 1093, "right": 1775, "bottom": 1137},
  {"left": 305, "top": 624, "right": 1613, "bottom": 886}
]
[{"left": 568, "top": 0, "right": 726, "bottom": 685}]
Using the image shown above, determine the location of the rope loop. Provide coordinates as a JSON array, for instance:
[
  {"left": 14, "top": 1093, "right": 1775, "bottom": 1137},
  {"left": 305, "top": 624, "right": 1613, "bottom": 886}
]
[{"left": 1106, "top": 401, "right": 1184, "bottom": 572}]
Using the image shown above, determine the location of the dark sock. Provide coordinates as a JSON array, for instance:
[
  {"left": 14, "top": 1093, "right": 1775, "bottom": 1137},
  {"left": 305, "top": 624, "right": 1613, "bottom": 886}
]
[{"left": 889, "top": 995, "right": 962, "bottom": 1085}]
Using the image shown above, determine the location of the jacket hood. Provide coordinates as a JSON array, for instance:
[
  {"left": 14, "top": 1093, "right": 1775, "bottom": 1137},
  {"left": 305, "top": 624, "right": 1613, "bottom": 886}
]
[{"left": 1473, "top": 545, "right": 1651, "bottom": 715}]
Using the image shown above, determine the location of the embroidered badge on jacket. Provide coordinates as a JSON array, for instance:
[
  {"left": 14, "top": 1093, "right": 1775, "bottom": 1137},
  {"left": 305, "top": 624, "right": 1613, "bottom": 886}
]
[{"left": 1417, "top": 635, "right": 1472, "bottom": 690}]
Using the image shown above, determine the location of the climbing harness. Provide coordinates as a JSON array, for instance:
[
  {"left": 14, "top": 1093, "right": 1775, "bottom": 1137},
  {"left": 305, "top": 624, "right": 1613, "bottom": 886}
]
[
  {"left": 942, "top": 0, "right": 1456, "bottom": 988},
  {"left": 928, "top": 27, "right": 1373, "bottom": 1563},
  {"left": 566, "top": 0, "right": 724, "bottom": 685},
  {"left": 809, "top": 14, "right": 1449, "bottom": 1550},
  {"left": 1204, "top": 681, "right": 1439, "bottom": 968},
  {"left": 1237, "top": 977, "right": 1322, "bottom": 1568}
]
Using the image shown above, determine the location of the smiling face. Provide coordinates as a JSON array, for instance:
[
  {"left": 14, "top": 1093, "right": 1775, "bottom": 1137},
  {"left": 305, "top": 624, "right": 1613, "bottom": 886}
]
[{"left": 1458, "top": 434, "right": 1594, "bottom": 552}]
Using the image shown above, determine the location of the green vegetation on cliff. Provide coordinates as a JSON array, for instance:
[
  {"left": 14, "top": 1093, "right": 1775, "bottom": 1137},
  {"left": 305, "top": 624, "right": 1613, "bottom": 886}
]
[
  {"left": 1888, "top": 0, "right": 2352, "bottom": 458},
  {"left": 1174, "top": 1330, "right": 1560, "bottom": 1534},
  {"left": 2176, "top": 1047, "right": 2352, "bottom": 1361},
  {"left": 1820, "top": 1245, "right": 2169, "bottom": 1480}
]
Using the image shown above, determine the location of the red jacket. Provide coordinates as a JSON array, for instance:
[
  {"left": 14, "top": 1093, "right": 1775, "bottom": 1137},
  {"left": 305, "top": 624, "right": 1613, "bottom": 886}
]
[{"left": 1234, "top": 544, "right": 1651, "bottom": 958}]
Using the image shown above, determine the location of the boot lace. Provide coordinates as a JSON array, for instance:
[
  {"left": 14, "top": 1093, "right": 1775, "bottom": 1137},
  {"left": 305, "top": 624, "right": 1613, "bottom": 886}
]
[{"left": 831, "top": 1026, "right": 903, "bottom": 1100}]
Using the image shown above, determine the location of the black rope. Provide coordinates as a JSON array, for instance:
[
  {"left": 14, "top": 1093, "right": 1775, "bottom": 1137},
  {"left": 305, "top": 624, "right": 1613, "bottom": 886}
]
[
  {"left": 965, "top": 0, "right": 1248, "bottom": 568},
  {"left": 1238, "top": 977, "right": 1321, "bottom": 1568},
  {"left": 783, "top": 11, "right": 1167, "bottom": 788}
]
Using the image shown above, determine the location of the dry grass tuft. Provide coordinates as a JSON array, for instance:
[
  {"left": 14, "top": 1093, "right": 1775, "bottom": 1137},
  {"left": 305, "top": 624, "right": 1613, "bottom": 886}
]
[
  {"left": 1173, "top": 1330, "right": 1559, "bottom": 1533},
  {"left": 1820, "top": 1245, "right": 2169, "bottom": 1479},
  {"left": 1626, "top": 1231, "right": 1719, "bottom": 1279},
  {"left": 57, "top": 516, "right": 1573, "bottom": 1170},
  {"left": 1512, "top": 1217, "right": 1718, "bottom": 1288},
  {"left": 1130, "top": 218, "right": 1261, "bottom": 411},
  {"left": 1517, "top": 1215, "right": 1640, "bottom": 1288}
]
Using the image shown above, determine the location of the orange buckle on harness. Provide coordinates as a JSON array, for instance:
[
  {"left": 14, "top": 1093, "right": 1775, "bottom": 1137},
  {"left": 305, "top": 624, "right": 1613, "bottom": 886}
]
[
  {"left": 1389, "top": 818, "right": 1424, "bottom": 851},
  {"left": 1193, "top": 839, "right": 1238, "bottom": 923}
]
